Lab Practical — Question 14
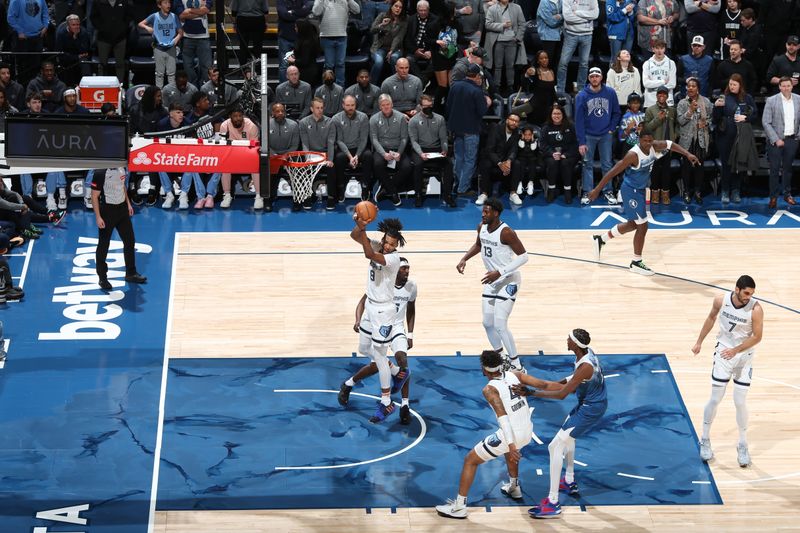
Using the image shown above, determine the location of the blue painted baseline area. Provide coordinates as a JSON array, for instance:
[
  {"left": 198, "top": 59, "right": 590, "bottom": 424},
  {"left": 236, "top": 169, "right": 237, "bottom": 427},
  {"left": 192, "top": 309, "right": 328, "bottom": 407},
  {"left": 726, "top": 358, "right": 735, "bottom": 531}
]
[
  {"left": 0, "top": 213, "right": 175, "bottom": 532},
  {"left": 157, "top": 354, "right": 721, "bottom": 511}
]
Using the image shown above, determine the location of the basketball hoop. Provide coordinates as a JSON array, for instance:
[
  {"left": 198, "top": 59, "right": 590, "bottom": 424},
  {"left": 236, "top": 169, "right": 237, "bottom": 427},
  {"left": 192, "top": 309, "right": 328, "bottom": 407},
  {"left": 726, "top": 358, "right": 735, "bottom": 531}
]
[{"left": 270, "top": 151, "right": 327, "bottom": 204}]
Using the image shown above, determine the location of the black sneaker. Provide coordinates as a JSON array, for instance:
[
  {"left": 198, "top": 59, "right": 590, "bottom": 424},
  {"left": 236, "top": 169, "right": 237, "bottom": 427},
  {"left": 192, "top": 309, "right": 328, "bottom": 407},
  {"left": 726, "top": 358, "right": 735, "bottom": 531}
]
[
  {"left": 130, "top": 190, "right": 143, "bottom": 206},
  {"left": 291, "top": 202, "right": 302, "bottom": 212},
  {"left": 302, "top": 196, "right": 314, "bottom": 210},
  {"left": 564, "top": 189, "right": 572, "bottom": 204},
  {"left": 360, "top": 183, "right": 371, "bottom": 201},
  {"left": 338, "top": 189, "right": 346, "bottom": 203},
  {"left": 326, "top": 197, "right": 336, "bottom": 211},
  {"left": 264, "top": 199, "right": 273, "bottom": 213},
  {"left": 391, "top": 193, "right": 401, "bottom": 207},
  {"left": 414, "top": 195, "right": 424, "bottom": 208},
  {"left": 4, "top": 286, "right": 24, "bottom": 300},
  {"left": 146, "top": 190, "right": 158, "bottom": 206},
  {"left": 338, "top": 382, "right": 352, "bottom": 406},
  {"left": 374, "top": 184, "right": 387, "bottom": 204},
  {"left": 399, "top": 404, "right": 411, "bottom": 425},
  {"left": 98, "top": 278, "right": 112, "bottom": 291},
  {"left": 591, "top": 234, "right": 605, "bottom": 261},
  {"left": 444, "top": 196, "right": 457, "bottom": 208},
  {"left": 694, "top": 192, "right": 703, "bottom": 205},
  {"left": 546, "top": 188, "right": 555, "bottom": 203},
  {"left": 125, "top": 273, "right": 147, "bottom": 284},
  {"left": 48, "top": 210, "right": 66, "bottom": 225}
]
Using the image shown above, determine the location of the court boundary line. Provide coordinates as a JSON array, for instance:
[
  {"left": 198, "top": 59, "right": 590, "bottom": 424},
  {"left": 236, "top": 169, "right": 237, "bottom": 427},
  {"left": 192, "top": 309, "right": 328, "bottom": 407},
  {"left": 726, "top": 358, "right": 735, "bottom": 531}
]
[
  {"left": 147, "top": 232, "right": 179, "bottom": 533},
  {"left": 175, "top": 248, "right": 800, "bottom": 316}
]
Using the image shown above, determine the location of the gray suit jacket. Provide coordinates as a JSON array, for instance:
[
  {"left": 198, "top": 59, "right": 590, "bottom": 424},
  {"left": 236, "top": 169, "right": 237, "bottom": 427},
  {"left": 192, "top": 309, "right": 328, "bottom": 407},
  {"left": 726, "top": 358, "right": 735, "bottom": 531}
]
[{"left": 762, "top": 92, "right": 800, "bottom": 145}]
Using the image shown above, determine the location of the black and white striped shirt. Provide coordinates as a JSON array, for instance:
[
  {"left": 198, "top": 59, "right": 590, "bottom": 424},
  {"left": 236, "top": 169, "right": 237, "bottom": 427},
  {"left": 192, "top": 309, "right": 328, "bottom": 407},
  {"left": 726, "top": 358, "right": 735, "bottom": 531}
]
[{"left": 91, "top": 168, "right": 127, "bottom": 205}]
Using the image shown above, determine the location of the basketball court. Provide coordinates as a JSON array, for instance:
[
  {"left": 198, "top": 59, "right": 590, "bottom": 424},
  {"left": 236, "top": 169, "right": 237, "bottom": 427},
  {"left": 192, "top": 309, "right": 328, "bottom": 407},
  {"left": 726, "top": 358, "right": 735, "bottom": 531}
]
[{"left": 1, "top": 198, "right": 799, "bottom": 532}]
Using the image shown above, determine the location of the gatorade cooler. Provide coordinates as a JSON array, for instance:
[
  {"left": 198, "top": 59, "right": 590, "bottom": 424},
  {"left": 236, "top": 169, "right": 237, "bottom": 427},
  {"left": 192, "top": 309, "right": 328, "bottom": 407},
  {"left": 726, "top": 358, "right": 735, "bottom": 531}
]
[{"left": 78, "top": 76, "right": 122, "bottom": 112}]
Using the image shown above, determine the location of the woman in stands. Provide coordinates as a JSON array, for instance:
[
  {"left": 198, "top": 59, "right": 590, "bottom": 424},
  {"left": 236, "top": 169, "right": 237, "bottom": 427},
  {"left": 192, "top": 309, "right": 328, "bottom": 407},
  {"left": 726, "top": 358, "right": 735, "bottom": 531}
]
[
  {"left": 540, "top": 104, "right": 579, "bottom": 204},
  {"left": 676, "top": 77, "right": 712, "bottom": 205},
  {"left": 432, "top": 10, "right": 459, "bottom": 112},
  {"left": 607, "top": 49, "right": 641, "bottom": 116},
  {"left": 369, "top": 0, "right": 407, "bottom": 84},
  {"left": 516, "top": 50, "right": 557, "bottom": 126},
  {"left": 713, "top": 73, "right": 757, "bottom": 204}
]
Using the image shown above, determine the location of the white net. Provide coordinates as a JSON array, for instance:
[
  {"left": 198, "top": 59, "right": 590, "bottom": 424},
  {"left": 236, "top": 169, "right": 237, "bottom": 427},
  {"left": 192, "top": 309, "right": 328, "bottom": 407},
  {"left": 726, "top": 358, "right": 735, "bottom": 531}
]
[{"left": 280, "top": 152, "right": 327, "bottom": 203}]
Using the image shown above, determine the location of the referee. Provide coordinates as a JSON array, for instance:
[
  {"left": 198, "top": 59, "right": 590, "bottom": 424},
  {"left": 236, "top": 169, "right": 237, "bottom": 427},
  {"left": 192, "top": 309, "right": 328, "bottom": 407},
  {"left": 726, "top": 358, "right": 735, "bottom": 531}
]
[{"left": 92, "top": 168, "right": 147, "bottom": 290}]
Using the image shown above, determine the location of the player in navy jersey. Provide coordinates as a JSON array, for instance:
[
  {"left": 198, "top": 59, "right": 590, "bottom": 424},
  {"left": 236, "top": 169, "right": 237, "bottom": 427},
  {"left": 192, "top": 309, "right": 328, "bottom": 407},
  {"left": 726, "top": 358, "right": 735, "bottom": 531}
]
[
  {"left": 512, "top": 329, "right": 607, "bottom": 519},
  {"left": 588, "top": 131, "right": 699, "bottom": 275}
]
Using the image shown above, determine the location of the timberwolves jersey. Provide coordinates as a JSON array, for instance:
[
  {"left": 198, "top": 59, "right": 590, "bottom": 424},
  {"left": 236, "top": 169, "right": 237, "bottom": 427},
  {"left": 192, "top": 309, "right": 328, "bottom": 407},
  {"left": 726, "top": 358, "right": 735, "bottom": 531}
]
[
  {"left": 366, "top": 239, "right": 402, "bottom": 304},
  {"left": 480, "top": 223, "right": 516, "bottom": 274},
  {"left": 574, "top": 349, "right": 607, "bottom": 406},
  {"left": 488, "top": 372, "right": 532, "bottom": 435},
  {"left": 717, "top": 292, "right": 756, "bottom": 349},
  {"left": 624, "top": 141, "right": 671, "bottom": 189},
  {"left": 391, "top": 279, "right": 417, "bottom": 325}
]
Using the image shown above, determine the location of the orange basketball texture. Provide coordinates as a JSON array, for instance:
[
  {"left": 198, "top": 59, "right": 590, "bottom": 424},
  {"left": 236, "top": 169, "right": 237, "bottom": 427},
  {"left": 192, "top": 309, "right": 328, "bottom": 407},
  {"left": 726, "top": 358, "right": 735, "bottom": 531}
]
[{"left": 355, "top": 201, "right": 378, "bottom": 223}]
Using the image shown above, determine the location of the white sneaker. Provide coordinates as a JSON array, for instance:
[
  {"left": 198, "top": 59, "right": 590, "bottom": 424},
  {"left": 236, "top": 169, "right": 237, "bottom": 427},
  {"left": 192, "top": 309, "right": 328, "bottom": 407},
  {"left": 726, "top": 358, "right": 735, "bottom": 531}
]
[
  {"left": 435, "top": 499, "right": 467, "bottom": 519},
  {"left": 253, "top": 195, "right": 264, "bottom": 210},
  {"left": 526, "top": 181, "right": 534, "bottom": 196},
  {"left": 84, "top": 194, "right": 92, "bottom": 209},
  {"left": 580, "top": 194, "right": 590, "bottom": 206},
  {"left": 500, "top": 481, "right": 523, "bottom": 499},
  {"left": 475, "top": 193, "right": 488, "bottom": 206},
  {"left": 36, "top": 180, "right": 47, "bottom": 197},
  {"left": 629, "top": 259, "right": 655, "bottom": 276},
  {"left": 699, "top": 438, "right": 713, "bottom": 462},
  {"left": 604, "top": 190, "right": 618, "bottom": 205},
  {"left": 178, "top": 191, "right": 189, "bottom": 210},
  {"left": 46, "top": 195, "right": 57, "bottom": 211},
  {"left": 162, "top": 192, "right": 175, "bottom": 209},
  {"left": 509, "top": 192, "right": 522, "bottom": 205},
  {"left": 220, "top": 192, "right": 233, "bottom": 208},
  {"left": 57, "top": 188, "right": 67, "bottom": 209},
  {"left": 737, "top": 443, "right": 751, "bottom": 467},
  {"left": 516, "top": 181, "right": 523, "bottom": 195}
]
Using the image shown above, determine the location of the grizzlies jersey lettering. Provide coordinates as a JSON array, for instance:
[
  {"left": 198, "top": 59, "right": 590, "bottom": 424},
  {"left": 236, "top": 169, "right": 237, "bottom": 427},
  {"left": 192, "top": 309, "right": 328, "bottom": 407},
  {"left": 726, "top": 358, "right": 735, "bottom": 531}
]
[
  {"left": 624, "top": 142, "right": 670, "bottom": 189},
  {"left": 717, "top": 292, "right": 756, "bottom": 349},
  {"left": 366, "top": 239, "right": 402, "bottom": 304},
  {"left": 488, "top": 372, "right": 532, "bottom": 435},
  {"left": 479, "top": 223, "right": 515, "bottom": 273},
  {"left": 391, "top": 279, "right": 417, "bottom": 325},
  {"left": 574, "top": 349, "right": 607, "bottom": 405}
]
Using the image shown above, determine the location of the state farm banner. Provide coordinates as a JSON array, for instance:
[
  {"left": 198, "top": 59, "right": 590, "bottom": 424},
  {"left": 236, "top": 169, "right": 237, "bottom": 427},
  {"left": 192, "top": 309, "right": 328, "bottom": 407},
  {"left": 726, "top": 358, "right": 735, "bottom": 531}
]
[{"left": 129, "top": 137, "right": 260, "bottom": 173}]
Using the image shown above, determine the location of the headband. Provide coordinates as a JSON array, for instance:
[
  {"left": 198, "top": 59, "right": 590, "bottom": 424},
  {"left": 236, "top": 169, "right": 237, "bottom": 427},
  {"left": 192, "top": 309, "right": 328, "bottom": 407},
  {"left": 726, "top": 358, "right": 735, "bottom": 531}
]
[
  {"left": 399, "top": 258, "right": 409, "bottom": 267},
  {"left": 483, "top": 364, "right": 503, "bottom": 372},
  {"left": 569, "top": 331, "right": 589, "bottom": 349}
]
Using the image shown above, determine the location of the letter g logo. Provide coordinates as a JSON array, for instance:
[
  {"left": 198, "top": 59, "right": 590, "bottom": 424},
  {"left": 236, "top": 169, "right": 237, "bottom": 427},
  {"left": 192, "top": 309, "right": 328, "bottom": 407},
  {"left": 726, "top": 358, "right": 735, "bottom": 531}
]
[{"left": 93, "top": 90, "right": 106, "bottom": 102}]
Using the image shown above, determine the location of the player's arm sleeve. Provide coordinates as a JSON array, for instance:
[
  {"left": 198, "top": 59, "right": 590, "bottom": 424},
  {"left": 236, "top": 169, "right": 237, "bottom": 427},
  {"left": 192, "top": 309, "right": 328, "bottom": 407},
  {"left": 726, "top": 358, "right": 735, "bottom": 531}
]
[{"left": 499, "top": 252, "right": 529, "bottom": 276}]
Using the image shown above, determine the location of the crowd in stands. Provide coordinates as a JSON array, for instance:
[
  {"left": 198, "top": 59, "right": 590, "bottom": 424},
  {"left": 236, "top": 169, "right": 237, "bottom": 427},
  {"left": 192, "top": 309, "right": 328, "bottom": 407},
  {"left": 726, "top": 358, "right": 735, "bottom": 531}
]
[{"left": 0, "top": 0, "right": 799, "bottom": 223}]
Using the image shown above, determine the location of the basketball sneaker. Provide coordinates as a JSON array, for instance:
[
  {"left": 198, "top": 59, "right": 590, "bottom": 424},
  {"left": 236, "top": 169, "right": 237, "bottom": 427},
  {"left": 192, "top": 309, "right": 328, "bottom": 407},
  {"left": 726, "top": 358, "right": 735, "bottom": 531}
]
[
  {"left": 699, "top": 438, "right": 714, "bottom": 462},
  {"left": 475, "top": 193, "right": 487, "bottom": 206},
  {"left": 531, "top": 497, "right": 562, "bottom": 519},
  {"left": 48, "top": 210, "right": 66, "bottom": 225},
  {"left": 369, "top": 401, "right": 395, "bottom": 423},
  {"left": 592, "top": 235, "right": 605, "bottom": 261},
  {"left": 178, "top": 191, "right": 189, "bottom": 210},
  {"left": 254, "top": 195, "right": 265, "bottom": 210},
  {"left": 435, "top": 499, "right": 467, "bottom": 519},
  {"left": 500, "top": 480, "right": 522, "bottom": 499},
  {"left": 629, "top": 260, "right": 654, "bottom": 276},
  {"left": 391, "top": 367, "right": 410, "bottom": 394},
  {"left": 604, "top": 190, "right": 618, "bottom": 205},
  {"left": 220, "top": 193, "right": 233, "bottom": 209},
  {"left": 559, "top": 476, "right": 579, "bottom": 496},
  {"left": 737, "top": 443, "right": 751, "bottom": 467},
  {"left": 399, "top": 404, "right": 411, "bottom": 425},
  {"left": 337, "top": 382, "right": 352, "bottom": 406},
  {"left": 162, "top": 192, "right": 175, "bottom": 209}
]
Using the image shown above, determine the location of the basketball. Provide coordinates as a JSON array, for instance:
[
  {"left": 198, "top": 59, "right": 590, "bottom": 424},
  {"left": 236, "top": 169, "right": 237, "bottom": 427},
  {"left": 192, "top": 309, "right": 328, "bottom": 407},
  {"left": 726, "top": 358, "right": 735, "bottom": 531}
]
[{"left": 355, "top": 201, "right": 378, "bottom": 223}]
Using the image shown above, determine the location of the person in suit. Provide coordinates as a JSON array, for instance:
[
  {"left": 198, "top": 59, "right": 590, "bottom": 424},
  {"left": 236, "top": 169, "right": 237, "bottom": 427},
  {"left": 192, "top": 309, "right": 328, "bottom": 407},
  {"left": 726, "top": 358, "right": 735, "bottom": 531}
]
[
  {"left": 404, "top": 0, "right": 441, "bottom": 88},
  {"left": 762, "top": 76, "right": 800, "bottom": 208},
  {"left": 476, "top": 114, "right": 521, "bottom": 205}
]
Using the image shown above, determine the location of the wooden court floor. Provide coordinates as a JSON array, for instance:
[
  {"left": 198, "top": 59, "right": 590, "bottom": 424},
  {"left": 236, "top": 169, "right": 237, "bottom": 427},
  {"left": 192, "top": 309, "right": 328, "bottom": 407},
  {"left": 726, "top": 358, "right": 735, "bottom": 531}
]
[{"left": 157, "top": 229, "right": 800, "bottom": 532}]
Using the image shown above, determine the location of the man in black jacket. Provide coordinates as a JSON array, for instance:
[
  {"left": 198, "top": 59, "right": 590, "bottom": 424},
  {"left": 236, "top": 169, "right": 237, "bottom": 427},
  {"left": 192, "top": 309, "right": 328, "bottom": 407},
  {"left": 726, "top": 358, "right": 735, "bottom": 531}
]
[
  {"left": 404, "top": 0, "right": 440, "bottom": 88},
  {"left": 90, "top": 0, "right": 133, "bottom": 84},
  {"left": 476, "top": 114, "right": 521, "bottom": 205}
]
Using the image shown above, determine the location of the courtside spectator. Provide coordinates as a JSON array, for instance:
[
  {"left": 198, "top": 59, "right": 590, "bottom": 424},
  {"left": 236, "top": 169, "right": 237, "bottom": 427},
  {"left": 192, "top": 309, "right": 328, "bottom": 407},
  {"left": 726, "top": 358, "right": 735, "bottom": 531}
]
[
  {"left": 162, "top": 71, "right": 199, "bottom": 113},
  {"left": 312, "top": 0, "right": 361, "bottom": 86},
  {"left": 556, "top": 0, "right": 597, "bottom": 93},
  {"left": 91, "top": 0, "right": 133, "bottom": 83},
  {"left": 0, "top": 63, "right": 25, "bottom": 110},
  {"left": 277, "top": 0, "right": 313, "bottom": 82},
  {"left": 54, "top": 14, "right": 91, "bottom": 86},
  {"left": 26, "top": 62, "right": 67, "bottom": 113},
  {"left": 7, "top": 0, "right": 48, "bottom": 83},
  {"left": 139, "top": 0, "right": 184, "bottom": 88},
  {"left": 344, "top": 69, "right": 381, "bottom": 115},
  {"left": 175, "top": 0, "right": 213, "bottom": 86}
]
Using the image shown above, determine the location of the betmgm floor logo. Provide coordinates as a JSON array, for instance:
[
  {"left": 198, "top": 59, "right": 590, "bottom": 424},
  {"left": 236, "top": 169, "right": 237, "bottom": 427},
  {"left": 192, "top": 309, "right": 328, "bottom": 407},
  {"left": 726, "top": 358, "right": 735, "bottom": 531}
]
[{"left": 38, "top": 237, "right": 152, "bottom": 341}]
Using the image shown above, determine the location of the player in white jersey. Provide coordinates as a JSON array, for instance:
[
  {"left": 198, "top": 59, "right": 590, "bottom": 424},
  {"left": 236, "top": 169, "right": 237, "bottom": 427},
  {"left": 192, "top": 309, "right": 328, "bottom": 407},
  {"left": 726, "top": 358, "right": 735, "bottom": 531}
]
[
  {"left": 456, "top": 198, "right": 529, "bottom": 371},
  {"left": 691, "top": 275, "right": 763, "bottom": 467},
  {"left": 350, "top": 216, "right": 406, "bottom": 423},
  {"left": 339, "top": 258, "right": 417, "bottom": 424},
  {"left": 588, "top": 131, "right": 699, "bottom": 275},
  {"left": 436, "top": 350, "right": 533, "bottom": 519}
]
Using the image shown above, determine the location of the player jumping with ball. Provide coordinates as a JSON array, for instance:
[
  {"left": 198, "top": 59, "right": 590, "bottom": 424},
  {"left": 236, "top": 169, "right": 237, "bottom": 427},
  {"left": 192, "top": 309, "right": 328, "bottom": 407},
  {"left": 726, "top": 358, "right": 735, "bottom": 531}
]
[{"left": 347, "top": 212, "right": 407, "bottom": 423}]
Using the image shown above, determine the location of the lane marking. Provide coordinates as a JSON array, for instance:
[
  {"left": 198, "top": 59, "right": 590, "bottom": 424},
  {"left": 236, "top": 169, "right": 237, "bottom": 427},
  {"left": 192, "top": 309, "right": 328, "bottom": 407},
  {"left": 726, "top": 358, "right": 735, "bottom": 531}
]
[
  {"left": 617, "top": 473, "right": 655, "bottom": 481},
  {"left": 651, "top": 370, "right": 669, "bottom": 374},
  {"left": 692, "top": 480, "right": 711, "bottom": 484},
  {"left": 147, "top": 233, "right": 179, "bottom": 533},
  {"left": 18, "top": 239, "right": 34, "bottom": 289},
  {"left": 273, "top": 389, "right": 426, "bottom": 471},
  {"left": 605, "top": 373, "right": 620, "bottom": 378},
  {"left": 574, "top": 460, "right": 588, "bottom": 467}
]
